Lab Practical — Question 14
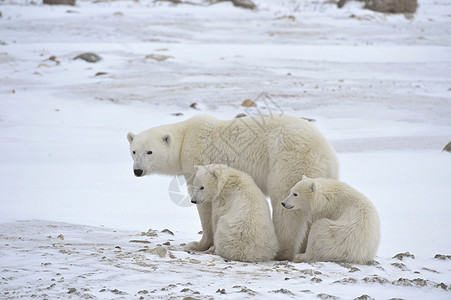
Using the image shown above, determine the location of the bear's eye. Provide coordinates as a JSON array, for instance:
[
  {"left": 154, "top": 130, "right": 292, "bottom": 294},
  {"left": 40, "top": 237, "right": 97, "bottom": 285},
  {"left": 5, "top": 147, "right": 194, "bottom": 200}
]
[
  {"left": 147, "top": 151, "right": 153, "bottom": 155},
  {"left": 293, "top": 193, "right": 298, "bottom": 197},
  {"left": 132, "top": 151, "right": 136, "bottom": 155},
  {"left": 200, "top": 186, "right": 204, "bottom": 190}
]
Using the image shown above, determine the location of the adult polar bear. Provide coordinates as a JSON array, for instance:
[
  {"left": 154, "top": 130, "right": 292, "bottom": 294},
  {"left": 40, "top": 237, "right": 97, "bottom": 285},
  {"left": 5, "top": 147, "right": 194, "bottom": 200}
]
[{"left": 127, "top": 114, "right": 339, "bottom": 260}]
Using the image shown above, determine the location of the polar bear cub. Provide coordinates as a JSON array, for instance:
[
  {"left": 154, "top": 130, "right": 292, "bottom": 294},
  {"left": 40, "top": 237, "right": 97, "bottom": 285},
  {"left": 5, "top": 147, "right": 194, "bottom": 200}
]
[
  {"left": 282, "top": 176, "right": 380, "bottom": 264},
  {"left": 191, "top": 164, "right": 278, "bottom": 262}
]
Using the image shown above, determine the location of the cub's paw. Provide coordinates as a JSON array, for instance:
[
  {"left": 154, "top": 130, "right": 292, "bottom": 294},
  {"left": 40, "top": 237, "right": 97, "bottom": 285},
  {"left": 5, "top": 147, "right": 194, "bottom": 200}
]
[{"left": 205, "top": 245, "right": 215, "bottom": 254}]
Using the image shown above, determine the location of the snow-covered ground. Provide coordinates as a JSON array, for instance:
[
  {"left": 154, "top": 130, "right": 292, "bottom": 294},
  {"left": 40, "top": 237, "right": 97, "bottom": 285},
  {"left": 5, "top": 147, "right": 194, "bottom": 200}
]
[{"left": 0, "top": 0, "right": 450, "bottom": 298}]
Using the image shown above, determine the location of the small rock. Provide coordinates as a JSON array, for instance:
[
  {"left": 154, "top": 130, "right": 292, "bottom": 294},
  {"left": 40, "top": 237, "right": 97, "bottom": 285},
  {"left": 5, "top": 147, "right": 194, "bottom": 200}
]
[
  {"left": 95, "top": 72, "right": 108, "bottom": 77},
  {"left": 145, "top": 54, "right": 173, "bottom": 62},
  {"left": 114, "top": 246, "right": 121, "bottom": 250},
  {"left": 130, "top": 240, "right": 151, "bottom": 244},
  {"left": 235, "top": 113, "right": 247, "bottom": 118},
  {"left": 363, "top": 276, "right": 390, "bottom": 285},
  {"left": 113, "top": 11, "right": 124, "bottom": 16},
  {"left": 354, "top": 295, "right": 375, "bottom": 300},
  {"left": 141, "top": 229, "right": 158, "bottom": 236},
  {"left": 364, "top": 0, "right": 418, "bottom": 14},
  {"left": 391, "top": 262, "right": 409, "bottom": 271},
  {"left": 172, "top": 113, "right": 183, "bottom": 116},
  {"left": 190, "top": 103, "right": 198, "bottom": 110},
  {"left": 68, "top": 288, "right": 76, "bottom": 294},
  {"left": 393, "top": 252, "right": 415, "bottom": 260},
  {"left": 57, "top": 234, "right": 64, "bottom": 240},
  {"left": 231, "top": 0, "right": 256, "bottom": 10},
  {"left": 74, "top": 52, "right": 102, "bottom": 63},
  {"left": 163, "top": 241, "right": 171, "bottom": 246},
  {"left": 317, "top": 293, "right": 338, "bottom": 300},
  {"left": 44, "top": 0, "right": 75, "bottom": 5},
  {"left": 216, "top": 288, "right": 226, "bottom": 294},
  {"left": 241, "top": 99, "right": 257, "bottom": 107},
  {"left": 442, "top": 143, "right": 451, "bottom": 153},
  {"left": 161, "top": 229, "right": 174, "bottom": 235},
  {"left": 271, "top": 288, "right": 294, "bottom": 295}
]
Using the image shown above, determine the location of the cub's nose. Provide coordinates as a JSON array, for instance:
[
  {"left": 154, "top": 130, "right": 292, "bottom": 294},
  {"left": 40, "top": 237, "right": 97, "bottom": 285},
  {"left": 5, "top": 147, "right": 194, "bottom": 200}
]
[
  {"left": 134, "top": 169, "right": 143, "bottom": 177},
  {"left": 281, "top": 202, "right": 286, "bottom": 207}
]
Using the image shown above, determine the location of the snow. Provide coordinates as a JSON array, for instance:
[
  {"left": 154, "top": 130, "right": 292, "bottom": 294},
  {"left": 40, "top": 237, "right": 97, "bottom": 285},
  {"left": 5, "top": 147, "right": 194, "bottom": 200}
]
[{"left": 1, "top": 0, "right": 451, "bottom": 298}]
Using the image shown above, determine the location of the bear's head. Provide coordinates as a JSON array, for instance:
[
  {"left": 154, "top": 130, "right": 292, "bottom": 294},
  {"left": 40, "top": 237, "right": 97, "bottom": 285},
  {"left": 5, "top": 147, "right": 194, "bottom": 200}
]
[
  {"left": 190, "top": 164, "right": 228, "bottom": 204},
  {"left": 282, "top": 175, "right": 320, "bottom": 212},
  {"left": 127, "top": 130, "right": 173, "bottom": 177}
]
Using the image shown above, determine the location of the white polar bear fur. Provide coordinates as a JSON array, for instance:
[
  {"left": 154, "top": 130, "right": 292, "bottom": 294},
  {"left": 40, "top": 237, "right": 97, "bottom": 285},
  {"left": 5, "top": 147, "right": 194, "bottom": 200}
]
[
  {"left": 191, "top": 164, "right": 278, "bottom": 262},
  {"left": 282, "top": 176, "right": 380, "bottom": 264},
  {"left": 127, "top": 114, "right": 339, "bottom": 260}
]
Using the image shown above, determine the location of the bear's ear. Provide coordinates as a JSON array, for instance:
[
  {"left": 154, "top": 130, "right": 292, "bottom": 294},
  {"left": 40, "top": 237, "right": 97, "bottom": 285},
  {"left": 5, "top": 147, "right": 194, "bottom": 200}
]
[
  {"left": 302, "top": 175, "right": 308, "bottom": 181},
  {"left": 127, "top": 132, "right": 135, "bottom": 144},
  {"left": 162, "top": 134, "right": 172, "bottom": 146},
  {"left": 310, "top": 182, "right": 316, "bottom": 193}
]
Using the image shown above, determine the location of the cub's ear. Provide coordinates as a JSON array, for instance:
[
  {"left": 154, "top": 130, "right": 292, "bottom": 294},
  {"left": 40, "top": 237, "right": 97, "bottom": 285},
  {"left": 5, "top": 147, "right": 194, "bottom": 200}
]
[
  {"left": 302, "top": 175, "right": 308, "bottom": 181},
  {"left": 162, "top": 134, "right": 172, "bottom": 145},
  {"left": 310, "top": 182, "right": 317, "bottom": 193},
  {"left": 193, "top": 165, "right": 200, "bottom": 171},
  {"left": 127, "top": 132, "right": 135, "bottom": 144}
]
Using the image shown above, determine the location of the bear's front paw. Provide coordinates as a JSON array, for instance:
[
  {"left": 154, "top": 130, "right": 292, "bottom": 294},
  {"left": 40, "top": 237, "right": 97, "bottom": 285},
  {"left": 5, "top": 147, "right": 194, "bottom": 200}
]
[
  {"left": 293, "top": 253, "right": 307, "bottom": 263},
  {"left": 184, "top": 241, "right": 201, "bottom": 252}
]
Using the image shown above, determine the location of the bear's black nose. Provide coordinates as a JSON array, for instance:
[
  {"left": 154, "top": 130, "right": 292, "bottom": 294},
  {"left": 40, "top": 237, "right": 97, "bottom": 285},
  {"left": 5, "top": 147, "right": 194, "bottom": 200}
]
[
  {"left": 134, "top": 169, "right": 143, "bottom": 177},
  {"left": 281, "top": 202, "right": 286, "bottom": 207}
]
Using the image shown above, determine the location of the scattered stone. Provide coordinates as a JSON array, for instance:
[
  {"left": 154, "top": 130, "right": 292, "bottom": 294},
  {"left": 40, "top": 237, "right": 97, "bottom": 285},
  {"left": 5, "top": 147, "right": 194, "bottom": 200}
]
[
  {"left": 216, "top": 288, "right": 226, "bottom": 294},
  {"left": 163, "top": 241, "right": 171, "bottom": 246},
  {"left": 74, "top": 52, "right": 102, "bottom": 63},
  {"left": 114, "top": 246, "right": 121, "bottom": 250},
  {"left": 300, "top": 289, "right": 313, "bottom": 294},
  {"left": 233, "top": 286, "right": 257, "bottom": 296},
  {"left": 271, "top": 288, "right": 295, "bottom": 295},
  {"left": 393, "top": 252, "right": 415, "bottom": 260},
  {"left": 68, "top": 288, "right": 77, "bottom": 294},
  {"left": 317, "top": 293, "right": 339, "bottom": 300},
  {"left": 363, "top": 275, "right": 390, "bottom": 285},
  {"left": 113, "top": 11, "right": 124, "bottom": 16},
  {"left": 95, "top": 72, "right": 108, "bottom": 77},
  {"left": 435, "top": 283, "right": 448, "bottom": 291},
  {"left": 333, "top": 277, "right": 357, "bottom": 284},
  {"left": 44, "top": 0, "right": 75, "bottom": 6},
  {"left": 241, "top": 99, "right": 257, "bottom": 107},
  {"left": 57, "top": 234, "right": 64, "bottom": 240},
  {"left": 138, "top": 290, "right": 148, "bottom": 294},
  {"left": 140, "top": 246, "right": 167, "bottom": 258},
  {"left": 391, "top": 262, "right": 409, "bottom": 271},
  {"left": 338, "top": 0, "right": 417, "bottom": 13},
  {"left": 145, "top": 54, "right": 173, "bottom": 62},
  {"left": 422, "top": 267, "right": 439, "bottom": 273},
  {"left": 235, "top": 113, "right": 247, "bottom": 118},
  {"left": 172, "top": 113, "right": 183, "bottom": 116},
  {"left": 231, "top": 0, "right": 256, "bottom": 10},
  {"left": 110, "top": 288, "right": 126, "bottom": 295},
  {"left": 311, "top": 277, "right": 323, "bottom": 283},
  {"left": 392, "top": 277, "right": 429, "bottom": 287},
  {"left": 190, "top": 103, "right": 198, "bottom": 110},
  {"left": 364, "top": 0, "right": 418, "bottom": 14},
  {"left": 141, "top": 229, "right": 158, "bottom": 236},
  {"left": 130, "top": 240, "right": 151, "bottom": 244},
  {"left": 161, "top": 229, "right": 174, "bottom": 235},
  {"left": 354, "top": 295, "right": 375, "bottom": 300},
  {"left": 441, "top": 143, "right": 451, "bottom": 153}
]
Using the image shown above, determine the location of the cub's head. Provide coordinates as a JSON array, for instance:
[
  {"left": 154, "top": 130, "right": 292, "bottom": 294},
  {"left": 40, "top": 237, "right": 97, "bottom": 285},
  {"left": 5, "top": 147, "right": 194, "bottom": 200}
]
[
  {"left": 282, "top": 175, "right": 319, "bottom": 212},
  {"left": 127, "top": 130, "right": 173, "bottom": 177},
  {"left": 191, "top": 164, "right": 228, "bottom": 205}
]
